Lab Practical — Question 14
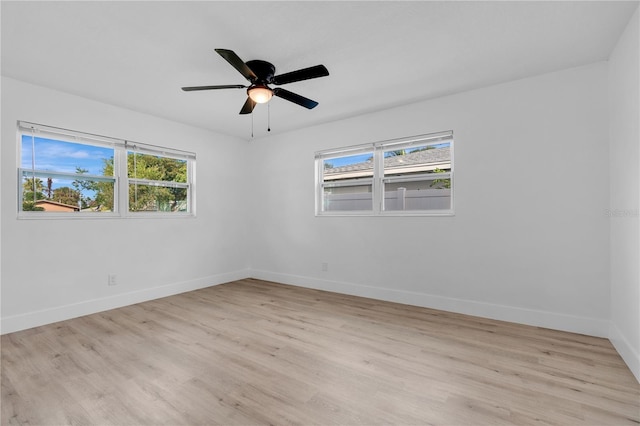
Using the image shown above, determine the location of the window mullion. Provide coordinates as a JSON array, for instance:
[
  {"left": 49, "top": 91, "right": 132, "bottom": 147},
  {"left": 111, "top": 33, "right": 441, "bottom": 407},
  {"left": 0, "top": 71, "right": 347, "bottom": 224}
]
[
  {"left": 116, "top": 146, "right": 128, "bottom": 216},
  {"left": 373, "top": 148, "right": 384, "bottom": 214},
  {"left": 188, "top": 160, "right": 196, "bottom": 216}
]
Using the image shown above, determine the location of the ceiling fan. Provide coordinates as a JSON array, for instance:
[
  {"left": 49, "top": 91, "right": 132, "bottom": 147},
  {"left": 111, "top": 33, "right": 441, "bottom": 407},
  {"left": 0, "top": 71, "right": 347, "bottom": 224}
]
[{"left": 182, "top": 49, "right": 329, "bottom": 115}]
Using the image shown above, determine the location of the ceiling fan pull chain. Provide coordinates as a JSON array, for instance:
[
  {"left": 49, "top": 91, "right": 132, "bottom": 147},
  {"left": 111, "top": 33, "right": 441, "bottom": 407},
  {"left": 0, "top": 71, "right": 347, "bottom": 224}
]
[{"left": 268, "top": 102, "right": 271, "bottom": 132}]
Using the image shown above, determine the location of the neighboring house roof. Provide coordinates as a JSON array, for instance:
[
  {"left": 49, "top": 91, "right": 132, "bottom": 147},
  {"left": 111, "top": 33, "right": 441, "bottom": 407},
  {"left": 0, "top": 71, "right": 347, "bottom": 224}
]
[
  {"left": 35, "top": 200, "right": 80, "bottom": 212},
  {"left": 324, "top": 146, "right": 451, "bottom": 181}
]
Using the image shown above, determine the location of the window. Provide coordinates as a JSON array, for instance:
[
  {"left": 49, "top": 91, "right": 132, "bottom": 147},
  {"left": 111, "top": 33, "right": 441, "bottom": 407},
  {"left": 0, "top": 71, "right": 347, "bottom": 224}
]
[
  {"left": 316, "top": 131, "right": 453, "bottom": 216},
  {"left": 18, "top": 121, "right": 196, "bottom": 217},
  {"left": 318, "top": 146, "right": 374, "bottom": 213}
]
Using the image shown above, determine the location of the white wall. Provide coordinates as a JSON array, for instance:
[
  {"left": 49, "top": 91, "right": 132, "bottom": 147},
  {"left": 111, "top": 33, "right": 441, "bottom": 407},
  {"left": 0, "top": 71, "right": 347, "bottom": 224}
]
[
  {"left": 608, "top": 7, "right": 640, "bottom": 382},
  {"left": 248, "top": 62, "right": 611, "bottom": 337},
  {"left": 0, "top": 77, "right": 251, "bottom": 333}
]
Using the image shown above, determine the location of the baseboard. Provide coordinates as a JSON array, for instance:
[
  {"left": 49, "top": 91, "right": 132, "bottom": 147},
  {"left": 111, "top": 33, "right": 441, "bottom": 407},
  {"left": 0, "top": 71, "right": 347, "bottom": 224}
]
[
  {"left": 609, "top": 322, "right": 640, "bottom": 383},
  {"left": 0, "top": 269, "right": 251, "bottom": 335},
  {"left": 249, "top": 269, "right": 611, "bottom": 338}
]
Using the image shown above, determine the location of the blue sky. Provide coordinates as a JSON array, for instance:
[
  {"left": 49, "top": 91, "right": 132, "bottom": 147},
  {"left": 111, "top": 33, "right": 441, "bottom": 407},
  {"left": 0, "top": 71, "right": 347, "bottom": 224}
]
[
  {"left": 21, "top": 136, "right": 113, "bottom": 176},
  {"left": 325, "top": 153, "right": 372, "bottom": 167}
]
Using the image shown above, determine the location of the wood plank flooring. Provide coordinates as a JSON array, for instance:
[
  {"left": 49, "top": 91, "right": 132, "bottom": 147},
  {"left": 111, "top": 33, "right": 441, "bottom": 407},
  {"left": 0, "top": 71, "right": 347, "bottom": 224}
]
[{"left": 2, "top": 278, "right": 639, "bottom": 425}]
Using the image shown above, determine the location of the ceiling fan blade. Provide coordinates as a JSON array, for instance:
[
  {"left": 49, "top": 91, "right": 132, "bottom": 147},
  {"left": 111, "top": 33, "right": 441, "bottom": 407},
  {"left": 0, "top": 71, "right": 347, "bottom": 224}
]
[
  {"left": 272, "top": 88, "right": 319, "bottom": 109},
  {"left": 215, "top": 49, "right": 257, "bottom": 82},
  {"left": 239, "top": 97, "right": 257, "bottom": 115},
  {"left": 181, "top": 84, "right": 246, "bottom": 91},
  {"left": 272, "top": 65, "right": 329, "bottom": 85}
]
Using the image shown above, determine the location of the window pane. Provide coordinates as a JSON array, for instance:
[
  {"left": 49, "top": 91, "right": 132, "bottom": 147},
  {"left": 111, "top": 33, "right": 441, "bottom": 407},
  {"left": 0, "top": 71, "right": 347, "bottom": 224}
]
[
  {"left": 322, "top": 153, "right": 373, "bottom": 182},
  {"left": 129, "top": 183, "right": 188, "bottom": 212},
  {"left": 383, "top": 181, "right": 451, "bottom": 211},
  {"left": 20, "top": 135, "right": 115, "bottom": 213},
  {"left": 127, "top": 151, "right": 189, "bottom": 213},
  {"left": 321, "top": 152, "right": 373, "bottom": 212},
  {"left": 323, "top": 184, "right": 373, "bottom": 212},
  {"left": 382, "top": 142, "right": 452, "bottom": 211},
  {"left": 128, "top": 152, "right": 187, "bottom": 182},
  {"left": 21, "top": 136, "right": 114, "bottom": 176},
  {"left": 383, "top": 142, "right": 451, "bottom": 177}
]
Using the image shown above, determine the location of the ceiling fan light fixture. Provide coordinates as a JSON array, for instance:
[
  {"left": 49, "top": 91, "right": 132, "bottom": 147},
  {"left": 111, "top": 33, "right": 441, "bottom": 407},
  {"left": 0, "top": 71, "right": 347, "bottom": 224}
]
[{"left": 248, "top": 85, "right": 273, "bottom": 104}]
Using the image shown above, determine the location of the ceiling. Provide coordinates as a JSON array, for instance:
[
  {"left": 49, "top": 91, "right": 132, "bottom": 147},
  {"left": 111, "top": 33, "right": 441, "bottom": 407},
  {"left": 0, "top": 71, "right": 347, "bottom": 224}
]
[{"left": 2, "top": 1, "right": 637, "bottom": 141}]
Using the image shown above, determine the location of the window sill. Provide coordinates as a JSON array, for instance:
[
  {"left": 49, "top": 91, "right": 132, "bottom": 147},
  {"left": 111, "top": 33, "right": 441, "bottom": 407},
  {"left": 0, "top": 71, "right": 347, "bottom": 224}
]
[
  {"left": 17, "top": 212, "right": 196, "bottom": 220},
  {"left": 316, "top": 210, "right": 455, "bottom": 217}
]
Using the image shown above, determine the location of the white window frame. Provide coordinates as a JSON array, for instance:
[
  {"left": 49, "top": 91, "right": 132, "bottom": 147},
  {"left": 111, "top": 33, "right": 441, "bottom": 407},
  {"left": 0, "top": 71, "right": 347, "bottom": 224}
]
[
  {"left": 315, "top": 144, "right": 374, "bottom": 215},
  {"left": 17, "top": 121, "right": 196, "bottom": 219},
  {"left": 315, "top": 131, "right": 454, "bottom": 216}
]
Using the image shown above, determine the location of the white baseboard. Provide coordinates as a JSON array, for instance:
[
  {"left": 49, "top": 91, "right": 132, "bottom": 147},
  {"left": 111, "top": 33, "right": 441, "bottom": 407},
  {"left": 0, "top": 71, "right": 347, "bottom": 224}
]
[
  {"left": 609, "top": 322, "right": 640, "bottom": 383},
  {"left": 249, "top": 269, "right": 611, "bottom": 338},
  {"left": 0, "top": 269, "right": 251, "bottom": 335}
]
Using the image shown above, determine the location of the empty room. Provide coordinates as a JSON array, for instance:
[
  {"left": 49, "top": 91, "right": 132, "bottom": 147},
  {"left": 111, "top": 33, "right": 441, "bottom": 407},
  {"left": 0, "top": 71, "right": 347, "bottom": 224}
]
[{"left": 1, "top": 1, "right": 639, "bottom": 424}]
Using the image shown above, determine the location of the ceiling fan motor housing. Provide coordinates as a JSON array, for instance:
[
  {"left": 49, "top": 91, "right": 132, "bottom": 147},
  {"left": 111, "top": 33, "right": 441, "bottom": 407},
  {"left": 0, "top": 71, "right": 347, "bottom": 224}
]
[{"left": 246, "top": 60, "right": 276, "bottom": 84}]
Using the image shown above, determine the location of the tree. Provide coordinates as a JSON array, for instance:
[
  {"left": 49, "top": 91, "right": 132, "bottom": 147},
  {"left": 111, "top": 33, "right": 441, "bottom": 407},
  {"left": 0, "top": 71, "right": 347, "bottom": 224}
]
[
  {"left": 430, "top": 168, "right": 451, "bottom": 189},
  {"left": 45, "top": 177, "right": 53, "bottom": 199},
  {"left": 385, "top": 146, "right": 435, "bottom": 158},
  {"left": 22, "top": 176, "right": 45, "bottom": 211},
  {"left": 52, "top": 186, "right": 80, "bottom": 207},
  {"left": 385, "top": 149, "right": 407, "bottom": 157},
  {"left": 23, "top": 176, "right": 44, "bottom": 194},
  {"left": 72, "top": 167, "right": 99, "bottom": 209},
  {"left": 128, "top": 153, "right": 187, "bottom": 212},
  {"left": 94, "top": 157, "right": 115, "bottom": 211}
]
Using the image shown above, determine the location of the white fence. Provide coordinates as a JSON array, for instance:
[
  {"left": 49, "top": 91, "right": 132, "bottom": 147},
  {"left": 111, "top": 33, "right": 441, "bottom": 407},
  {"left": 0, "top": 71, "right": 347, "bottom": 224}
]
[{"left": 324, "top": 188, "right": 451, "bottom": 211}]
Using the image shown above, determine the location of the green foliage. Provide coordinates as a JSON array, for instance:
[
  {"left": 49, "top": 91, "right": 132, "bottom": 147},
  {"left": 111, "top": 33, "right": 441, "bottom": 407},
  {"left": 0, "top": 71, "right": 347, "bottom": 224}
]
[
  {"left": 22, "top": 177, "right": 45, "bottom": 210},
  {"left": 23, "top": 176, "right": 44, "bottom": 194},
  {"left": 127, "top": 153, "right": 187, "bottom": 212},
  {"left": 22, "top": 202, "right": 45, "bottom": 211},
  {"left": 71, "top": 167, "right": 99, "bottom": 209},
  {"left": 128, "top": 153, "right": 186, "bottom": 182},
  {"left": 94, "top": 158, "right": 115, "bottom": 211},
  {"left": 52, "top": 186, "right": 80, "bottom": 207},
  {"left": 385, "top": 149, "right": 407, "bottom": 157},
  {"left": 430, "top": 168, "right": 451, "bottom": 189}
]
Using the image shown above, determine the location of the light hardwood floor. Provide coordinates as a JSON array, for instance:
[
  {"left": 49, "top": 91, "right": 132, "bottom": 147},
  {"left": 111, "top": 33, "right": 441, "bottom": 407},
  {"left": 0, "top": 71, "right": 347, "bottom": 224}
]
[{"left": 2, "top": 279, "right": 639, "bottom": 425}]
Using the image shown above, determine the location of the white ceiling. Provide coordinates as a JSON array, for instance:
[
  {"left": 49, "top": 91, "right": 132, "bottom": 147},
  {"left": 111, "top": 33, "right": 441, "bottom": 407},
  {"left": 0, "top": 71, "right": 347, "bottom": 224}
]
[{"left": 2, "top": 1, "right": 637, "bottom": 141}]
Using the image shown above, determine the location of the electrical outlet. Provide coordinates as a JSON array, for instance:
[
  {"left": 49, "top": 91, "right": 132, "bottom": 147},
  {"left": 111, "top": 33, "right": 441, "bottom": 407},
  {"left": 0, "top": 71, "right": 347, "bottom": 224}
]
[
  {"left": 108, "top": 274, "right": 117, "bottom": 286},
  {"left": 321, "top": 262, "right": 328, "bottom": 272}
]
